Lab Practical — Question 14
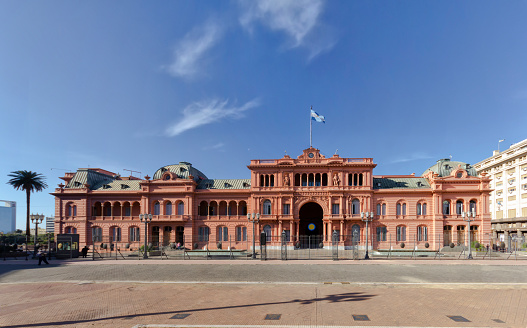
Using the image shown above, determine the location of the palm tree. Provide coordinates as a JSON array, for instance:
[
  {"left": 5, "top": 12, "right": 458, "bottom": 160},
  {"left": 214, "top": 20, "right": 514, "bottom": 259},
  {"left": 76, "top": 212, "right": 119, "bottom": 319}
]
[{"left": 7, "top": 171, "right": 48, "bottom": 237}]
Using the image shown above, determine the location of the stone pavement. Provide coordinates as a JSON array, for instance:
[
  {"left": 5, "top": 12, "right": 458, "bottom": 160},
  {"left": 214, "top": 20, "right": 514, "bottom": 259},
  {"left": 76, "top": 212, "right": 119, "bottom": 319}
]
[{"left": 1, "top": 258, "right": 527, "bottom": 328}]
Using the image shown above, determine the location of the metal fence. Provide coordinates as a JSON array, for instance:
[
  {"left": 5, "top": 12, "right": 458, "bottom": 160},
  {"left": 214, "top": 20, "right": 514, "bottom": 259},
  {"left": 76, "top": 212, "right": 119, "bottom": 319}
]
[{"left": 82, "top": 232, "right": 527, "bottom": 261}]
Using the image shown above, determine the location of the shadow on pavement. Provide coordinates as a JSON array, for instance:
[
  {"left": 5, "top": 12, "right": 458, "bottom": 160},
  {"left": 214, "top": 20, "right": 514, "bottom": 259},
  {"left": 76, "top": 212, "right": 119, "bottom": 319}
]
[{"left": 1, "top": 291, "right": 376, "bottom": 327}]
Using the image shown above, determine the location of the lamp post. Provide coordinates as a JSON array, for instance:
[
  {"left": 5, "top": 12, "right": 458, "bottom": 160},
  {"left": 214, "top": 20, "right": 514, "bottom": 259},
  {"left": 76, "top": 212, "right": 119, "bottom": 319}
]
[
  {"left": 361, "top": 211, "right": 374, "bottom": 260},
  {"left": 139, "top": 214, "right": 152, "bottom": 259},
  {"left": 247, "top": 213, "right": 260, "bottom": 259},
  {"left": 462, "top": 209, "right": 476, "bottom": 259},
  {"left": 30, "top": 213, "right": 44, "bottom": 258}
]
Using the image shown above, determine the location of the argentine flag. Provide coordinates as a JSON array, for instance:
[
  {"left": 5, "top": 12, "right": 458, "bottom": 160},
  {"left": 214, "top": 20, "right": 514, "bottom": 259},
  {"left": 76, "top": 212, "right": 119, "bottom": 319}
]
[{"left": 311, "top": 109, "right": 325, "bottom": 123}]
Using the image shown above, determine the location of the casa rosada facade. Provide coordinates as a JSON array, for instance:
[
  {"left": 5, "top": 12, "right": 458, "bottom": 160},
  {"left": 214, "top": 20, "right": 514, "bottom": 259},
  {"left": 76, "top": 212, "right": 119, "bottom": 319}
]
[{"left": 52, "top": 148, "right": 492, "bottom": 250}]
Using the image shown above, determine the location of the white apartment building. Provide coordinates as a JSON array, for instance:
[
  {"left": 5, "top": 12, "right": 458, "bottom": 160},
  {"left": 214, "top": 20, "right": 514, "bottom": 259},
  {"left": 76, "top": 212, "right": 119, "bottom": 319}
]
[
  {"left": 0, "top": 200, "right": 16, "bottom": 233},
  {"left": 474, "top": 139, "right": 527, "bottom": 244}
]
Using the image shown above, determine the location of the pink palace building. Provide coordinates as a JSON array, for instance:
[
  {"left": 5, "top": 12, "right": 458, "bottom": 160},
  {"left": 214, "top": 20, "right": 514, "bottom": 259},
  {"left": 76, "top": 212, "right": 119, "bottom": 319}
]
[{"left": 53, "top": 147, "right": 492, "bottom": 251}]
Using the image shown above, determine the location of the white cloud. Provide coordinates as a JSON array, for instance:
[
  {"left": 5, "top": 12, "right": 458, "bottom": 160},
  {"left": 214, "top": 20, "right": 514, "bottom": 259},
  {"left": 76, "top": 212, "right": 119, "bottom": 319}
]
[
  {"left": 203, "top": 142, "right": 226, "bottom": 151},
  {"left": 167, "top": 21, "right": 223, "bottom": 78},
  {"left": 239, "top": 0, "right": 335, "bottom": 59},
  {"left": 165, "top": 99, "right": 260, "bottom": 136},
  {"left": 391, "top": 153, "right": 434, "bottom": 164}
]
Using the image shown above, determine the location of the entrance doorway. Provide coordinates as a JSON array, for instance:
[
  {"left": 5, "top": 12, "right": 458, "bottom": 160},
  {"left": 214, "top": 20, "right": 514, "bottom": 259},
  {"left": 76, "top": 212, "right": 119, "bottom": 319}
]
[
  {"left": 176, "top": 226, "right": 184, "bottom": 244},
  {"left": 299, "top": 202, "right": 324, "bottom": 248}
]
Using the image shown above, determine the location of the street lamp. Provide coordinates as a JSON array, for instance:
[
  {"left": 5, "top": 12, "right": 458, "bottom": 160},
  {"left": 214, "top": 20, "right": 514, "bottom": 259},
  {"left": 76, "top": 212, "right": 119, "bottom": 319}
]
[
  {"left": 30, "top": 213, "right": 44, "bottom": 258},
  {"left": 461, "top": 209, "right": 476, "bottom": 259},
  {"left": 247, "top": 213, "right": 260, "bottom": 259},
  {"left": 139, "top": 214, "right": 152, "bottom": 259},
  {"left": 361, "top": 211, "right": 374, "bottom": 260}
]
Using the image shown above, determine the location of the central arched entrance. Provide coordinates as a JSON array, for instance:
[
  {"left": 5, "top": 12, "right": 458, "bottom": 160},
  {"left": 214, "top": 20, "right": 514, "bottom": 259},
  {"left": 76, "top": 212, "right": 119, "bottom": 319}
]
[{"left": 299, "top": 202, "right": 324, "bottom": 248}]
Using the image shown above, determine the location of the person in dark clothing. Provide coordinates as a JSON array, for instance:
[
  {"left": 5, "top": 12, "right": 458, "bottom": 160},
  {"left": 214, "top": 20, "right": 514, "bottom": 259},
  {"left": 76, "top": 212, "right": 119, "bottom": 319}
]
[
  {"left": 81, "top": 246, "right": 89, "bottom": 258},
  {"left": 37, "top": 249, "right": 49, "bottom": 265}
]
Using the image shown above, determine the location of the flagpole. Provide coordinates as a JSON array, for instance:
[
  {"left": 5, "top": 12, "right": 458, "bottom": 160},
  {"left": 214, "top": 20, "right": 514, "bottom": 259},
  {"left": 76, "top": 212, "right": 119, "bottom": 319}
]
[{"left": 310, "top": 106, "right": 312, "bottom": 148}]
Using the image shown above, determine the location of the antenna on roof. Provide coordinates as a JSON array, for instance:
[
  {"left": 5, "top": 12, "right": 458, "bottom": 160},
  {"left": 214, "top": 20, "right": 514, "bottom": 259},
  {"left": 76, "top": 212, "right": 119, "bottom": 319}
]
[
  {"left": 334, "top": 149, "right": 338, "bottom": 155},
  {"left": 449, "top": 154, "right": 452, "bottom": 160},
  {"left": 123, "top": 169, "right": 141, "bottom": 178},
  {"left": 51, "top": 168, "right": 71, "bottom": 172}
]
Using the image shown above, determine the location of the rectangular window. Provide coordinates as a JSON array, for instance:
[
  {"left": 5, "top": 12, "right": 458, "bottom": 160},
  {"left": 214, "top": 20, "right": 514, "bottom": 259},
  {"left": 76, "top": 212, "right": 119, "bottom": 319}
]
[
  {"left": 418, "top": 226, "right": 428, "bottom": 242},
  {"left": 178, "top": 202, "right": 184, "bottom": 215},
  {"left": 332, "top": 204, "right": 340, "bottom": 215},
  {"left": 218, "top": 227, "right": 229, "bottom": 241},
  {"left": 417, "top": 204, "right": 421, "bottom": 215},
  {"left": 199, "top": 227, "right": 210, "bottom": 242},
  {"left": 377, "top": 204, "right": 381, "bottom": 215},
  {"left": 508, "top": 209, "right": 516, "bottom": 218},
  {"left": 125, "top": 207, "right": 131, "bottom": 216},
  {"left": 236, "top": 226, "right": 247, "bottom": 241},
  {"left": 396, "top": 204, "right": 401, "bottom": 216},
  {"left": 92, "top": 227, "right": 102, "bottom": 242},
  {"left": 283, "top": 204, "right": 290, "bottom": 215},
  {"left": 112, "top": 227, "right": 121, "bottom": 242},
  {"left": 376, "top": 227, "right": 387, "bottom": 241},
  {"left": 402, "top": 203, "right": 406, "bottom": 215},
  {"left": 129, "top": 227, "right": 140, "bottom": 242},
  {"left": 382, "top": 204, "right": 386, "bottom": 215},
  {"left": 73, "top": 206, "right": 77, "bottom": 216},
  {"left": 422, "top": 203, "right": 427, "bottom": 215},
  {"left": 396, "top": 226, "right": 406, "bottom": 242}
]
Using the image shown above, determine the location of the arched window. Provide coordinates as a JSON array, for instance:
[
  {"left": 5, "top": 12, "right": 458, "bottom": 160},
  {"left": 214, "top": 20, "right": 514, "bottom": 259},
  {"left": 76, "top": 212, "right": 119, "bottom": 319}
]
[
  {"left": 129, "top": 226, "right": 140, "bottom": 242},
  {"left": 270, "top": 174, "right": 274, "bottom": 187},
  {"left": 359, "top": 173, "right": 363, "bottom": 186},
  {"left": 123, "top": 202, "right": 131, "bottom": 216},
  {"left": 322, "top": 173, "right": 328, "bottom": 186},
  {"left": 397, "top": 203, "right": 401, "bottom": 216},
  {"left": 352, "top": 199, "right": 360, "bottom": 215},
  {"left": 65, "top": 226, "right": 77, "bottom": 234},
  {"left": 469, "top": 200, "right": 477, "bottom": 214},
  {"left": 265, "top": 175, "right": 269, "bottom": 187},
  {"left": 177, "top": 202, "right": 184, "bottom": 215},
  {"left": 417, "top": 203, "right": 422, "bottom": 215},
  {"left": 382, "top": 204, "right": 386, "bottom": 216},
  {"left": 165, "top": 201, "right": 172, "bottom": 215},
  {"left": 308, "top": 173, "right": 314, "bottom": 186},
  {"left": 209, "top": 201, "right": 218, "bottom": 216},
  {"left": 397, "top": 202, "right": 406, "bottom": 216},
  {"left": 199, "top": 201, "right": 208, "bottom": 216},
  {"left": 67, "top": 204, "right": 72, "bottom": 216},
  {"left": 294, "top": 173, "right": 300, "bottom": 186},
  {"left": 103, "top": 202, "right": 111, "bottom": 216},
  {"left": 443, "top": 200, "right": 450, "bottom": 215},
  {"left": 396, "top": 225, "right": 406, "bottom": 242},
  {"left": 351, "top": 224, "right": 361, "bottom": 242},
  {"left": 315, "top": 173, "right": 321, "bottom": 186},
  {"left": 92, "top": 227, "right": 102, "bottom": 242},
  {"left": 263, "top": 200, "right": 272, "bottom": 215},
  {"left": 239, "top": 201, "right": 247, "bottom": 215},
  {"left": 260, "top": 175, "right": 264, "bottom": 187},
  {"left": 154, "top": 202, "right": 160, "bottom": 215},
  {"left": 301, "top": 174, "right": 307, "bottom": 186},
  {"left": 377, "top": 204, "right": 381, "bottom": 215},
  {"left": 402, "top": 203, "right": 406, "bottom": 215},
  {"left": 417, "top": 225, "right": 428, "bottom": 242},
  {"left": 456, "top": 200, "right": 463, "bottom": 215},
  {"left": 217, "top": 226, "right": 228, "bottom": 242},
  {"left": 111, "top": 226, "right": 121, "bottom": 242},
  {"left": 422, "top": 203, "right": 427, "bottom": 215},
  {"left": 73, "top": 205, "right": 77, "bottom": 216},
  {"left": 263, "top": 224, "right": 272, "bottom": 242}
]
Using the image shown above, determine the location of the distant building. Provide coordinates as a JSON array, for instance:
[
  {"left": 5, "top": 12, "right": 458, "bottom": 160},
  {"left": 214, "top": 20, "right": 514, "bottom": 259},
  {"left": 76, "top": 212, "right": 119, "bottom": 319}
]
[
  {"left": 0, "top": 200, "right": 16, "bottom": 234},
  {"left": 46, "top": 217, "right": 55, "bottom": 234},
  {"left": 475, "top": 139, "right": 527, "bottom": 245},
  {"left": 53, "top": 147, "right": 491, "bottom": 251}
]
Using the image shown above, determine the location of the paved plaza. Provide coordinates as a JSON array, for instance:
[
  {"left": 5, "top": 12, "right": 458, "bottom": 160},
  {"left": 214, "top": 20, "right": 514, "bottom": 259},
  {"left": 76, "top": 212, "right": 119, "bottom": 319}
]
[{"left": 1, "top": 258, "right": 527, "bottom": 328}]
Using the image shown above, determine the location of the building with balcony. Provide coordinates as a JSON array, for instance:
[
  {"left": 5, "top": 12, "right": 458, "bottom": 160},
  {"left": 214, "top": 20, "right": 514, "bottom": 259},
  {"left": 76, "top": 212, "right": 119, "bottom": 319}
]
[
  {"left": 474, "top": 139, "right": 527, "bottom": 245},
  {"left": 52, "top": 147, "right": 491, "bottom": 250}
]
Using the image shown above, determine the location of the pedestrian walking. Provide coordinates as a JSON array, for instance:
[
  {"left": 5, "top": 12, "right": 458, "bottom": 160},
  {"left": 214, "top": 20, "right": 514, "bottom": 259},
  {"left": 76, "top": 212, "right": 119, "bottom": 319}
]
[{"left": 37, "top": 248, "right": 49, "bottom": 265}]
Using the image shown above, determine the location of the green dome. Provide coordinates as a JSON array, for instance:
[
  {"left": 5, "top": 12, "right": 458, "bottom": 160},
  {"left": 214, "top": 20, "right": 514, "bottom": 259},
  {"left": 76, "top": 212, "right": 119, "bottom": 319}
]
[
  {"left": 153, "top": 162, "right": 208, "bottom": 182},
  {"left": 422, "top": 159, "right": 477, "bottom": 177}
]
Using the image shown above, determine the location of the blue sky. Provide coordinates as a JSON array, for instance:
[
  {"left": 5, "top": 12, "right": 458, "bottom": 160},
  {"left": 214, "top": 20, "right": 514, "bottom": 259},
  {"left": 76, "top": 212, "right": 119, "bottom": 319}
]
[{"left": 1, "top": 1, "right": 527, "bottom": 230}]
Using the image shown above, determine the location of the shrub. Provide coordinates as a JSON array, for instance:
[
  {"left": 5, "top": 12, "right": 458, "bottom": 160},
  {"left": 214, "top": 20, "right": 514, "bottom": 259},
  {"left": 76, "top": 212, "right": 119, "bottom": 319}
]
[
  {"left": 450, "top": 243, "right": 455, "bottom": 248},
  {"left": 424, "top": 242, "right": 430, "bottom": 248},
  {"left": 139, "top": 244, "right": 153, "bottom": 252},
  {"left": 400, "top": 242, "right": 405, "bottom": 248},
  {"left": 217, "top": 242, "right": 222, "bottom": 249}
]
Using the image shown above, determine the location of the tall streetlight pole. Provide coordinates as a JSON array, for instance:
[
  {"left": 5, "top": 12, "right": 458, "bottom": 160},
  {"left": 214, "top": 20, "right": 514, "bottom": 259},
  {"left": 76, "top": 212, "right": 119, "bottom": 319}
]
[
  {"left": 247, "top": 213, "right": 260, "bottom": 259},
  {"left": 139, "top": 214, "right": 152, "bottom": 259},
  {"left": 361, "top": 211, "right": 374, "bottom": 260},
  {"left": 30, "top": 213, "right": 44, "bottom": 258},
  {"left": 462, "top": 209, "right": 476, "bottom": 259}
]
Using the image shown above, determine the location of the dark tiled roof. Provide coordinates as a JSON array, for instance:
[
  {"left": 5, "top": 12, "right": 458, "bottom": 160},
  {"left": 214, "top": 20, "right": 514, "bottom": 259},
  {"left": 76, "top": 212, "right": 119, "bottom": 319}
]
[
  {"left": 373, "top": 177, "right": 430, "bottom": 189},
  {"left": 66, "top": 169, "right": 115, "bottom": 189},
  {"left": 197, "top": 179, "right": 251, "bottom": 190},
  {"left": 153, "top": 162, "right": 208, "bottom": 182}
]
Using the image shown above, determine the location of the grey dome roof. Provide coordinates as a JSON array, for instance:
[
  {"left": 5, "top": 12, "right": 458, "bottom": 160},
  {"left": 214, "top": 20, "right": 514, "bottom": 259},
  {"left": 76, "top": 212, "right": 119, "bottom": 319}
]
[
  {"left": 153, "top": 162, "right": 208, "bottom": 182},
  {"left": 422, "top": 159, "right": 477, "bottom": 177}
]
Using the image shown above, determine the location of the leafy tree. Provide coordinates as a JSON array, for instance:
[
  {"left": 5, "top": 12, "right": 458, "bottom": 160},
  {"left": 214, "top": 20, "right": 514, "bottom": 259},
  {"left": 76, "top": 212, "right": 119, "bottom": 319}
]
[{"left": 7, "top": 171, "right": 48, "bottom": 237}]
